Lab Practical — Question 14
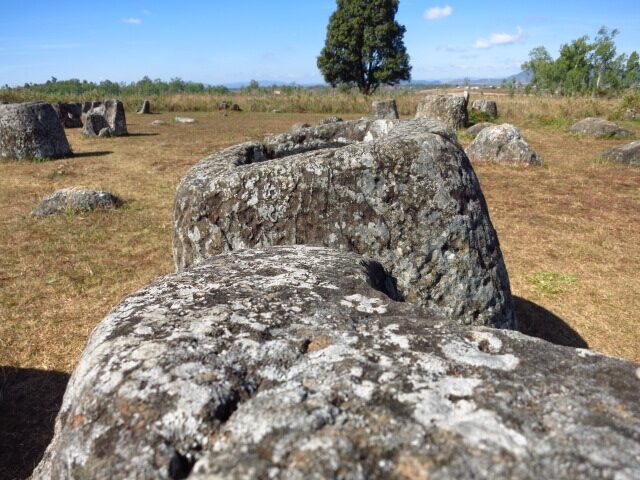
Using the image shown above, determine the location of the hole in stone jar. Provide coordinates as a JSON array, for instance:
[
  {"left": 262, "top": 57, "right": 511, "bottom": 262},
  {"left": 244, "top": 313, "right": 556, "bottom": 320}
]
[
  {"left": 168, "top": 451, "right": 196, "bottom": 480},
  {"left": 361, "top": 260, "right": 405, "bottom": 302},
  {"left": 232, "top": 144, "right": 274, "bottom": 166}
]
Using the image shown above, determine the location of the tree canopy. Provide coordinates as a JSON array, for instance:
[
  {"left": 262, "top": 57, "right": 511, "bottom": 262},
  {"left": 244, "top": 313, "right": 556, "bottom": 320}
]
[
  {"left": 523, "top": 26, "right": 639, "bottom": 95},
  {"left": 317, "top": 0, "right": 411, "bottom": 95}
]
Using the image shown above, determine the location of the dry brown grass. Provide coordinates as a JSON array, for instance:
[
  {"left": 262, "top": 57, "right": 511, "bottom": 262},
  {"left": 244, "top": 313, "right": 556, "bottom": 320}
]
[{"left": 1, "top": 98, "right": 639, "bottom": 377}]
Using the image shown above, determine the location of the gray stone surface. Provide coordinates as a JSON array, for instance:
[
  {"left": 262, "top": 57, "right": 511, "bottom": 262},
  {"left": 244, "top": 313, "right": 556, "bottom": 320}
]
[
  {"left": 81, "top": 101, "right": 102, "bottom": 125},
  {"left": 363, "top": 118, "right": 399, "bottom": 141},
  {"left": 471, "top": 99, "right": 498, "bottom": 118},
  {"left": 174, "top": 119, "right": 514, "bottom": 328},
  {"left": 0, "top": 102, "right": 72, "bottom": 161},
  {"left": 569, "top": 117, "right": 633, "bottom": 138},
  {"left": 51, "top": 102, "right": 83, "bottom": 128},
  {"left": 82, "top": 100, "right": 127, "bottom": 137},
  {"left": 82, "top": 113, "right": 110, "bottom": 137},
  {"left": 372, "top": 99, "right": 399, "bottom": 120},
  {"left": 467, "top": 122, "right": 495, "bottom": 137},
  {"left": 263, "top": 118, "right": 373, "bottom": 158},
  {"left": 31, "top": 188, "right": 124, "bottom": 217},
  {"left": 601, "top": 140, "right": 640, "bottom": 167},
  {"left": 138, "top": 99, "right": 151, "bottom": 114},
  {"left": 320, "top": 116, "right": 343, "bottom": 124},
  {"left": 623, "top": 108, "right": 638, "bottom": 120},
  {"left": 98, "top": 127, "right": 112, "bottom": 138},
  {"left": 466, "top": 124, "right": 541, "bottom": 165},
  {"left": 415, "top": 94, "right": 468, "bottom": 129},
  {"left": 34, "top": 246, "right": 640, "bottom": 480},
  {"left": 289, "top": 122, "right": 311, "bottom": 132}
]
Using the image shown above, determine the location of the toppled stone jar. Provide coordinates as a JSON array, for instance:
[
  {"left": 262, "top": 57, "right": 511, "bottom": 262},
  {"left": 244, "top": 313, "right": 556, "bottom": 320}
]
[{"left": 33, "top": 246, "right": 640, "bottom": 480}]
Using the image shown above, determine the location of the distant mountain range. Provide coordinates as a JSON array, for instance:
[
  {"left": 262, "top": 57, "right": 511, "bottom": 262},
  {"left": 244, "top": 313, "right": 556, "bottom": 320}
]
[
  {"left": 222, "top": 71, "right": 532, "bottom": 89},
  {"left": 409, "top": 71, "right": 533, "bottom": 87}
]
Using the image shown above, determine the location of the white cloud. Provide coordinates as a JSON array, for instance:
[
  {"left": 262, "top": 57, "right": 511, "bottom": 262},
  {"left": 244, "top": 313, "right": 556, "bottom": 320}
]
[
  {"left": 424, "top": 5, "right": 453, "bottom": 20},
  {"left": 474, "top": 27, "right": 523, "bottom": 49},
  {"left": 122, "top": 17, "right": 142, "bottom": 25}
]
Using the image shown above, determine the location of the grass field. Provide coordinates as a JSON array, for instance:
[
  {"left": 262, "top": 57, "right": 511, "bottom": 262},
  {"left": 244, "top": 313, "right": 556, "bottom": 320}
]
[{"left": 1, "top": 94, "right": 639, "bottom": 478}]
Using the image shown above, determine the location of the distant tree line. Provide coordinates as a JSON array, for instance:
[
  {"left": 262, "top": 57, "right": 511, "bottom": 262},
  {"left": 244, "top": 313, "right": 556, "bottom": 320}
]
[
  {"left": 0, "top": 77, "right": 314, "bottom": 97},
  {"left": 1, "top": 76, "right": 231, "bottom": 96},
  {"left": 523, "top": 27, "right": 640, "bottom": 96}
]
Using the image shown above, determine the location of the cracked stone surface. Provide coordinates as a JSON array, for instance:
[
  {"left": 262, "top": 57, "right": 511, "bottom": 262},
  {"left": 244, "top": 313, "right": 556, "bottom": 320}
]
[
  {"left": 173, "top": 119, "right": 514, "bottom": 327},
  {"left": 31, "top": 188, "right": 124, "bottom": 217},
  {"left": 466, "top": 124, "right": 541, "bottom": 165},
  {"left": 263, "top": 118, "right": 373, "bottom": 158},
  {"left": 34, "top": 246, "right": 640, "bottom": 480},
  {"left": 0, "top": 102, "right": 72, "bottom": 161},
  {"left": 82, "top": 99, "right": 127, "bottom": 137},
  {"left": 569, "top": 118, "right": 632, "bottom": 139},
  {"left": 415, "top": 94, "right": 468, "bottom": 130}
]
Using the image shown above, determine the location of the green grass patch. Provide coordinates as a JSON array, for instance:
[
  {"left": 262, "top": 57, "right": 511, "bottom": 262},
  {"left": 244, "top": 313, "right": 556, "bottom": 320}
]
[
  {"left": 468, "top": 110, "right": 496, "bottom": 124},
  {"left": 529, "top": 271, "right": 578, "bottom": 295}
]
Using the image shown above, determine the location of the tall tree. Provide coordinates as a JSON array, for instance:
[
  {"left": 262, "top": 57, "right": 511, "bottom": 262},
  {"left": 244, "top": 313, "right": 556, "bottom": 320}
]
[
  {"left": 625, "top": 51, "right": 640, "bottom": 87},
  {"left": 317, "top": 0, "right": 411, "bottom": 95},
  {"left": 522, "top": 46, "right": 556, "bottom": 92},
  {"left": 591, "top": 26, "right": 620, "bottom": 91}
]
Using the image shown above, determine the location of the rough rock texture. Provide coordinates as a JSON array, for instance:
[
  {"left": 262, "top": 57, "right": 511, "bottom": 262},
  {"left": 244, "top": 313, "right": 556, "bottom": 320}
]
[
  {"left": 263, "top": 119, "right": 373, "bottom": 158},
  {"left": 623, "top": 108, "right": 638, "bottom": 120},
  {"left": 289, "top": 122, "right": 311, "bottom": 132},
  {"left": 34, "top": 246, "right": 640, "bottom": 480},
  {"left": 601, "top": 140, "right": 640, "bottom": 167},
  {"left": 0, "top": 102, "right": 71, "bottom": 161},
  {"left": 569, "top": 118, "right": 633, "bottom": 138},
  {"left": 175, "top": 117, "right": 196, "bottom": 124},
  {"left": 466, "top": 124, "right": 541, "bottom": 165},
  {"left": 82, "top": 113, "right": 110, "bottom": 137},
  {"left": 138, "top": 99, "right": 151, "bottom": 114},
  {"left": 174, "top": 119, "right": 514, "bottom": 328},
  {"left": 363, "top": 119, "right": 399, "bottom": 141},
  {"left": 470, "top": 99, "right": 498, "bottom": 118},
  {"left": 51, "top": 102, "right": 83, "bottom": 128},
  {"left": 81, "top": 101, "right": 101, "bottom": 124},
  {"left": 98, "top": 127, "right": 112, "bottom": 138},
  {"left": 31, "top": 188, "right": 123, "bottom": 217},
  {"left": 415, "top": 94, "right": 468, "bottom": 130},
  {"left": 82, "top": 100, "right": 127, "bottom": 137},
  {"left": 320, "top": 116, "right": 343, "bottom": 124},
  {"left": 372, "top": 99, "right": 399, "bottom": 120},
  {"left": 466, "top": 122, "right": 494, "bottom": 137}
]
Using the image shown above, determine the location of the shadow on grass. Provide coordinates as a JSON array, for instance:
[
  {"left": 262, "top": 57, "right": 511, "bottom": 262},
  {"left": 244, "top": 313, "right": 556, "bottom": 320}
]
[
  {"left": 72, "top": 151, "right": 112, "bottom": 158},
  {"left": 0, "top": 367, "right": 69, "bottom": 480},
  {"left": 515, "top": 296, "right": 588, "bottom": 349},
  {"left": 126, "top": 132, "right": 160, "bottom": 137}
]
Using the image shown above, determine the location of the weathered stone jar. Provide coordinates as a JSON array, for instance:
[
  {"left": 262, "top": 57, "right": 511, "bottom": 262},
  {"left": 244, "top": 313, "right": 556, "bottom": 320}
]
[
  {"left": 0, "top": 102, "right": 72, "bottom": 160},
  {"left": 173, "top": 119, "right": 515, "bottom": 328}
]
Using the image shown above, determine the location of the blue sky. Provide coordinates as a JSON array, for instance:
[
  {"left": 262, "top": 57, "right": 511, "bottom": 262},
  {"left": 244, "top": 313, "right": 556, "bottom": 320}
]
[{"left": 1, "top": 0, "right": 639, "bottom": 86}]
